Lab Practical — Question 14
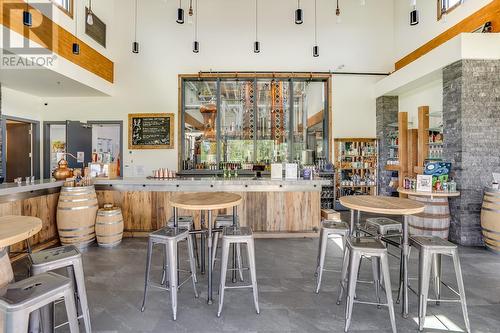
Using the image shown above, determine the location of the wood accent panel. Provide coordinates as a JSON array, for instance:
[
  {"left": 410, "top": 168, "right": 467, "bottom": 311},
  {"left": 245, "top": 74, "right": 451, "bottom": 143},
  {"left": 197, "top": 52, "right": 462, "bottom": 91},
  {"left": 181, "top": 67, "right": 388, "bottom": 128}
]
[
  {"left": 407, "top": 129, "right": 418, "bottom": 177},
  {"left": 395, "top": 0, "right": 500, "bottom": 70},
  {"left": 398, "top": 112, "right": 409, "bottom": 197},
  {"left": 0, "top": 0, "right": 114, "bottom": 83},
  {"left": 96, "top": 190, "right": 321, "bottom": 234},
  {"left": 0, "top": 193, "right": 60, "bottom": 255},
  {"left": 417, "top": 106, "right": 430, "bottom": 172}
]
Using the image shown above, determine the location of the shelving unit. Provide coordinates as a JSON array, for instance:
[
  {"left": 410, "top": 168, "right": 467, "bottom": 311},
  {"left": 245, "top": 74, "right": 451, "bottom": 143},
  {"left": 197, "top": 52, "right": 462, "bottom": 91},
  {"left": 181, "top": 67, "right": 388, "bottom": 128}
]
[
  {"left": 334, "top": 138, "right": 377, "bottom": 207},
  {"left": 414, "top": 106, "right": 445, "bottom": 175}
]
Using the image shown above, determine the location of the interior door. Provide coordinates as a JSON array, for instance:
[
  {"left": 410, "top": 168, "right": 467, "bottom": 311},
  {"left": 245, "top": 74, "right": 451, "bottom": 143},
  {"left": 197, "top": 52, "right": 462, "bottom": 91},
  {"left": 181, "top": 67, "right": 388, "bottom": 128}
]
[
  {"left": 6, "top": 123, "right": 32, "bottom": 182},
  {"left": 66, "top": 121, "right": 92, "bottom": 170}
]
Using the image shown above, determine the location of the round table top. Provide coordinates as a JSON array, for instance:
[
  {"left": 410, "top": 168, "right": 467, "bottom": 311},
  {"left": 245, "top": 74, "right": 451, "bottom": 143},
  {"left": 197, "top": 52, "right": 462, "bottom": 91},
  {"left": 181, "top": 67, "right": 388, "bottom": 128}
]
[
  {"left": 339, "top": 195, "right": 425, "bottom": 215},
  {"left": 397, "top": 187, "right": 460, "bottom": 197},
  {"left": 0, "top": 216, "right": 42, "bottom": 248},
  {"left": 170, "top": 192, "right": 242, "bottom": 211}
]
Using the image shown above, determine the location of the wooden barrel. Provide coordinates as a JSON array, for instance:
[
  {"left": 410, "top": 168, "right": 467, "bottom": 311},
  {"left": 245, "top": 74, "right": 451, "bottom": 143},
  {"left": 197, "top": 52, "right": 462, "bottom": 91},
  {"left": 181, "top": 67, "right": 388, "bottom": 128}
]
[
  {"left": 96, "top": 204, "right": 124, "bottom": 248},
  {"left": 408, "top": 195, "right": 451, "bottom": 239},
  {"left": 56, "top": 186, "right": 98, "bottom": 248},
  {"left": 481, "top": 188, "right": 500, "bottom": 254}
]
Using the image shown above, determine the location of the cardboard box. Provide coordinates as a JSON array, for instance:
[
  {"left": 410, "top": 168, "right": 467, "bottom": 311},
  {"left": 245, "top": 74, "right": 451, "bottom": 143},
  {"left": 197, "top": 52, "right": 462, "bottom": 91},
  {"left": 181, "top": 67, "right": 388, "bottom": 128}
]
[{"left": 321, "top": 209, "right": 341, "bottom": 221}]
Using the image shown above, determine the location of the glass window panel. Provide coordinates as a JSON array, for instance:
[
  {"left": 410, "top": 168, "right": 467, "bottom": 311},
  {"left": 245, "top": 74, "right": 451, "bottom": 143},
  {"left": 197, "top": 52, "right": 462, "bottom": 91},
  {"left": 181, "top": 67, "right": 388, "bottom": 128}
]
[
  {"left": 292, "top": 81, "right": 326, "bottom": 165},
  {"left": 183, "top": 80, "right": 218, "bottom": 170},
  {"left": 256, "top": 80, "right": 290, "bottom": 164}
]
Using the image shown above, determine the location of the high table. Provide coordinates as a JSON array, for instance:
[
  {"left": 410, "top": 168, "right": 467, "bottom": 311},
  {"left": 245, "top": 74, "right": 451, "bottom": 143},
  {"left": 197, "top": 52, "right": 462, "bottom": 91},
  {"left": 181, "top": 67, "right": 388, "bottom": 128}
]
[
  {"left": 170, "top": 192, "right": 242, "bottom": 304},
  {"left": 0, "top": 216, "right": 42, "bottom": 287},
  {"left": 339, "top": 195, "right": 425, "bottom": 318}
]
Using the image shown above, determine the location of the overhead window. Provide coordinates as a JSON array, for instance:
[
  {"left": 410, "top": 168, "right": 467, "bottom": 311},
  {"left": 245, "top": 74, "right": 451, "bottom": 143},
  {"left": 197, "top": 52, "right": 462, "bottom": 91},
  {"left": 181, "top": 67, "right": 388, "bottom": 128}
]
[
  {"left": 51, "top": 0, "right": 73, "bottom": 18},
  {"left": 438, "top": 0, "right": 463, "bottom": 20}
]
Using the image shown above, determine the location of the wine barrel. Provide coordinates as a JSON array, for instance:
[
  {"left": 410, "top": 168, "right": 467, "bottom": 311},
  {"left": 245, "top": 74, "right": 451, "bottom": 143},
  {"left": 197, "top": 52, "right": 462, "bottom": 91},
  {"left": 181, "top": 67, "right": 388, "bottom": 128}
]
[
  {"left": 56, "top": 186, "right": 98, "bottom": 248},
  {"left": 96, "top": 204, "right": 124, "bottom": 248},
  {"left": 481, "top": 188, "right": 500, "bottom": 254},
  {"left": 408, "top": 195, "right": 450, "bottom": 239}
]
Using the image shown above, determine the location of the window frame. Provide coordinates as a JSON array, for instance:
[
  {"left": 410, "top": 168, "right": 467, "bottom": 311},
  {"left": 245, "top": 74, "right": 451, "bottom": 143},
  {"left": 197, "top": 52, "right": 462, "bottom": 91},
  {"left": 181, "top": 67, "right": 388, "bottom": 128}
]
[
  {"left": 51, "top": 0, "right": 74, "bottom": 18},
  {"left": 438, "top": 0, "right": 463, "bottom": 20}
]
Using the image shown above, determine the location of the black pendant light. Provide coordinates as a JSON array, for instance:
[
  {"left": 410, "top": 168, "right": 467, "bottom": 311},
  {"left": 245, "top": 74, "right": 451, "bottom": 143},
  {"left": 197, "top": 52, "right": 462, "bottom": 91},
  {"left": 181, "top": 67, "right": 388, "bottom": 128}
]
[
  {"left": 410, "top": 0, "right": 419, "bottom": 26},
  {"left": 193, "top": 0, "right": 199, "bottom": 53},
  {"left": 132, "top": 0, "right": 139, "bottom": 53},
  {"left": 312, "top": 0, "right": 319, "bottom": 57},
  {"left": 87, "top": 0, "right": 94, "bottom": 26},
  {"left": 72, "top": 2, "right": 80, "bottom": 55},
  {"left": 295, "top": 0, "right": 303, "bottom": 25},
  {"left": 254, "top": 0, "right": 260, "bottom": 53},
  {"left": 23, "top": 0, "right": 32, "bottom": 27},
  {"left": 177, "top": 0, "right": 185, "bottom": 24},
  {"left": 188, "top": 0, "right": 194, "bottom": 24},
  {"left": 336, "top": 0, "right": 341, "bottom": 24}
]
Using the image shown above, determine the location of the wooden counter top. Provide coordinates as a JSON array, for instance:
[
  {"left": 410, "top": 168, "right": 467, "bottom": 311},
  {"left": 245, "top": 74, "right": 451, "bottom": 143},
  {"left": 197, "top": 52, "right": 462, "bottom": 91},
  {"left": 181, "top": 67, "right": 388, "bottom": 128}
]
[
  {"left": 170, "top": 192, "right": 242, "bottom": 210},
  {"left": 340, "top": 195, "right": 425, "bottom": 215},
  {"left": 397, "top": 187, "right": 460, "bottom": 197},
  {"left": 0, "top": 216, "right": 42, "bottom": 248}
]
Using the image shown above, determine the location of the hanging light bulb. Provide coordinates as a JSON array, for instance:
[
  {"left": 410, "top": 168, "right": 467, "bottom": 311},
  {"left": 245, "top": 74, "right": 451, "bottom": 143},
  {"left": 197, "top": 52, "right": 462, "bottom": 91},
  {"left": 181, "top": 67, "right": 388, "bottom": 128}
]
[
  {"left": 188, "top": 0, "right": 194, "bottom": 24},
  {"left": 295, "top": 0, "right": 303, "bottom": 25},
  {"left": 313, "top": 0, "right": 319, "bottom": 57},
  {"left": 254, "top": 0, "right": 260, "bottom": 53},
  {"left": 87, "top": 0, "right": 94, "bottom": 25},
  {"left": 23, "top": 0, "right": 32, "bottom": 27},
  {"left": 410, "top": 0, "right": 419, "bottom": 25},
  {"left": 73, "top": 3, "right": 80, "bottom": 55},
  {"left": 336, "top": 0, "right": 342, "bottom": 24},
  {"left": 193, "top": 0, "right": 199, "bottom": 53},
  {"left": 132, "top": 0, "right": 139, "bottom": 53},
  {"left": 177, "top": 0, "right": 185, "bottom": 24}
]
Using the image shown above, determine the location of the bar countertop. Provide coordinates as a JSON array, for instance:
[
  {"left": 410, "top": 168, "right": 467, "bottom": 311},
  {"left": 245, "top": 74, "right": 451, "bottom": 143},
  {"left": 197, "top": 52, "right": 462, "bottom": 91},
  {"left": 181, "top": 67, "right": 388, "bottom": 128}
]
[{"left": 0, "top": 179, "right": 64, "bottom": 196}]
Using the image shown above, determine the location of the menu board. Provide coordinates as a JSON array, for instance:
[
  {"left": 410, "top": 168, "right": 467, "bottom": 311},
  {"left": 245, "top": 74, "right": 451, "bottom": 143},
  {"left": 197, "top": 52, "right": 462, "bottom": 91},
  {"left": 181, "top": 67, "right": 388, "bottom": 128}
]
[{"left": 128, "top": 113, "right": 174, "bottom": 149}]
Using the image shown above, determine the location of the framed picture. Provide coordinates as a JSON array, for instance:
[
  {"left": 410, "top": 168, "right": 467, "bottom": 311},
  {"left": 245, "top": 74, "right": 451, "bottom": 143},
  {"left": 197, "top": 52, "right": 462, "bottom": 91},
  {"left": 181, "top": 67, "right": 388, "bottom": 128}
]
[
  {"left": 128, "top": 113, "right": 174, "bottom": 149},
  {"left": 417, "top": 175, "right": 433, "bottom": 192}
]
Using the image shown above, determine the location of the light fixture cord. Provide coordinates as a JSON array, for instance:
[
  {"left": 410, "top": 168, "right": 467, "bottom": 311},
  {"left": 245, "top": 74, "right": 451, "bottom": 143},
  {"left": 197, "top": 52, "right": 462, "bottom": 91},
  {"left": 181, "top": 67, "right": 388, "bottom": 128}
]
[
  {"left": 74, "top": 1, "right": 78, "bottom": 37},
  {"left": 195, "top": 0, "right": 198, "bottom": 40},
  {"left": 314, "top": 0, "right": 317, "bottom": 44},
  {"left": 134, "top": 0, "right": 138, "bottom": 41},
  {"left": 89, "top": 0, "right": 92, "bottom": 12},
  {"left": 255, "top": 0, "right": 258, "bottom": 41},
  {"left": 298, "top": 0, "right": 300, "bottom": 9}
]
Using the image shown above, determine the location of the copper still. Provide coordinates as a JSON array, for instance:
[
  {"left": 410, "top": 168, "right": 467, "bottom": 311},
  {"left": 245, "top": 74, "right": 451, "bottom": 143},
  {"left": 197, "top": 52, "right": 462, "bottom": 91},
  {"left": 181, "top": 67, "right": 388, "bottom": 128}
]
[
  {"left": 52, "top": 159, "right": 74, "bottom": 180},
  {"left": 200, "top": 103, "right": 217, "bottom": 140}
]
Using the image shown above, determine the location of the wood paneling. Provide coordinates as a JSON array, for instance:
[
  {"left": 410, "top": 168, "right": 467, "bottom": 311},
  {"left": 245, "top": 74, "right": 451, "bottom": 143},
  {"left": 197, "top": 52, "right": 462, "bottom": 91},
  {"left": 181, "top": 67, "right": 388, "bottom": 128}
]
[
  {"left": 398, "top": 112, "right": 409, "bottom": 197},
  {"left": 417, "top": 106, "right": 430, "bottom": 172},
  {"left": 0, "top": 0, "right": 114, "bottom": 82},
  {"left": 395, "top": 0, "right": 500, "bottom": 70},
  {"left": 407, "top": 129, "right": 418, "bottom": 177}
]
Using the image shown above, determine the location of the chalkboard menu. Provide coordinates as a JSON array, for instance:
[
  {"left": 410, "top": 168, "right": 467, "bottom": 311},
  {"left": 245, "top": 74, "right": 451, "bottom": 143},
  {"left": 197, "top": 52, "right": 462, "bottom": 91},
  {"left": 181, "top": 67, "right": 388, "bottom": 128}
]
[{"left": 128, "top": 113, "right": 174, "bottom": 149}]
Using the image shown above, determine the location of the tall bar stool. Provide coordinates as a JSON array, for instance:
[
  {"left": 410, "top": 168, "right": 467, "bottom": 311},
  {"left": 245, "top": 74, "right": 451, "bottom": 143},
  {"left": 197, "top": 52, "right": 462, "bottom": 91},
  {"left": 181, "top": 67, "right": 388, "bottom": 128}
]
[
  {"left": 217, "top": 226, "right": 259, "bottom": 317},
  {"left": 167, "top": 215, "right": 200, "bottom": 274},
  {"left": 365, "top": 217, "right": 402, "bottom": 235},
  {"left": 337, "top": 237, "right": 396, "bottom": 333},
  {"left": 141, "top": 227, "right": 198, "bottom": 321},
  {"left": 29, "top": 245, "right": 92, "bottom": 333},
  {"left": 211, "top": 215, "right": 243, "bottom": 281},
  {"left": 0, "top": 272, "right": 79, "bottom": 333},
  {"left": 410, "top": 236, "right": 470, "bottom": 333},
  {"left": 315, "top": 220, "right": 349, "bottom": 293}
]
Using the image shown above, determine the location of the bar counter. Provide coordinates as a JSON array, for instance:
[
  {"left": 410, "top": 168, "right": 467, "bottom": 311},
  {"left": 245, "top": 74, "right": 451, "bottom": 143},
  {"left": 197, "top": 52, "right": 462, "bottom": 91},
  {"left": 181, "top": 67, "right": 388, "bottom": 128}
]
[{"left": 0, "top": 177, "right": 329, "bottom": 256}]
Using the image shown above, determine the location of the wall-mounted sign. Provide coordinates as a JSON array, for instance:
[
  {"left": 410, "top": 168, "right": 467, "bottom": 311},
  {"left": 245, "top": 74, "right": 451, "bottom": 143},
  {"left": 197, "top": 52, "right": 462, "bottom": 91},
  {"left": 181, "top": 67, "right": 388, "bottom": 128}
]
[
  {"left": 85, "top": 7, "right": 107, "bottom": 48},
  {"left": 128, "top": 113, "right": 174, "bottom": 149}
]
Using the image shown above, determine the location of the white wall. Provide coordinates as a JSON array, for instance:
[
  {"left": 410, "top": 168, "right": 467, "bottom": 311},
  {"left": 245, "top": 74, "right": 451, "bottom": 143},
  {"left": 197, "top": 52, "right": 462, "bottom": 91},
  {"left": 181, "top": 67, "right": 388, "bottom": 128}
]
[
  {"left": 394, "top": 0, "right": 493, "bottom": 61},
  {"left": 398, "top": 78, "right": 443, "bottom": 128}
]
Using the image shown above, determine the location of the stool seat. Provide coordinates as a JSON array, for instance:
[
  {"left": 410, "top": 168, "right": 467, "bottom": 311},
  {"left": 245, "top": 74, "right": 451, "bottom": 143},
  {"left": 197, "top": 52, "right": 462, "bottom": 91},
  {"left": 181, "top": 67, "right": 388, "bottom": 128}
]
[
  {"left": 347, "top": 237, "right": 386, "bottom": 251},
  {"left": 150, "top": 227, "right": 189, "bottom": 240},
  {"left": 215, "top": 214, "right": 237, "bottom": 221},
  {"left": 365, "top": 217, "right": 402, "bottom": 234},
  {"left": 30, "top": 245, "right": 79, "bottom": 267},
  {"left": 215, "top": 220, "right": 234, "bottom": 228},
  {"left": 167, "top": 216, "right": 194, "bottom": 230},
  {"left": 322, "top": 220, "right": 349, "bottom": 232},
  {"left": 410, "top": 236, "right": 457, "bottom": 250},
  {"left": 223, "top": 226, "right": 252, "bottom": 238}
]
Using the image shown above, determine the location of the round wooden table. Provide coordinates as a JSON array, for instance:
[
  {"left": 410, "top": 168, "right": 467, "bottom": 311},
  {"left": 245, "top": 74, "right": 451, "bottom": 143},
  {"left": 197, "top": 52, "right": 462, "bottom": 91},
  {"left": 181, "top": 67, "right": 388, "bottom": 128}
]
[
  {"left": 339, "top": 195, "right": 425, "bottom": 318},
  {"left": 397, "top": 188, "right": 460, "bottom": 239},
  {"left": 0, "top": 216, "right": 42, "bottom": 287},
  {"left": 170, "top": 192, "right": 242, "bottom": 304}
]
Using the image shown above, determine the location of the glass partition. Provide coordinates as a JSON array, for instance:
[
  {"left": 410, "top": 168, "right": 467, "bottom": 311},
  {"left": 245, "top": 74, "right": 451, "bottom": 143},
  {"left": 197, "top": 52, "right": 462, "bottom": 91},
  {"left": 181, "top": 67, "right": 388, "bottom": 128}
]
[{"left": 181, "top": 74, "right": 330, "bottom": 172}]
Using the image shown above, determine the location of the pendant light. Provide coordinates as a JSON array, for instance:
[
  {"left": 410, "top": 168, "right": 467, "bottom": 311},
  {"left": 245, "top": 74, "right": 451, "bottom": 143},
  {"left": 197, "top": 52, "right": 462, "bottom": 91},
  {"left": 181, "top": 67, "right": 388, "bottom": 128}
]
[
  {"left": 177, "top": 0, "right": 185, "bottom": 24},
  {"left": 188, "top": 0, "right": 194, "bottom": 24},
  {"left": 254, "top": 0, "right": 260, "bottom": 53},
  {"left": 132, "top": 0, "right": 139, "bottom": 53},
  {"left": 193, "top": 0, "right": 199, "bottom": 53},
  {"left": 72, "top": 2, "right": 80, "bottom": 55},
  {"left": 87, "top": 0, "right": 94, "bottom": 26},
  {"left": 23, "top": 0, "right": 32, "bottom": 27},
  {"left": 410, "top": 0, "right": 419, "bottom": 25},
  {"left": 295, "top": 0, "right": 303, "bottom": 25},
  {"left": 336, "top": 0, "right": 341, "bottom": 24},
  {"left": 312, "top": 0, "right": 319, "bottom": 57}
]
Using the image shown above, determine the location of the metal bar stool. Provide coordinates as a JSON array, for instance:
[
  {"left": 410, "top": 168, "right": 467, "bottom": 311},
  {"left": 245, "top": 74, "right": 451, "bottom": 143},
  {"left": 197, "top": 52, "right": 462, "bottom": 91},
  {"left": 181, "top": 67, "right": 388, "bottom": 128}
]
[
  {"left": 315, "top": 220, "right": 349, "bottom": 293},
  {"left": 410, "top": 236, "right": 470, "bottom": 333},
  {"left": 337, "top": 237, "right": 397, "bottom": 333},
  {"left": 217, "top": 226, "right": 259, "bottom": 318},
  {"left": 141, "top": 227, "right": 198, "bottom": 321},
  {"left": 166, "top": 215, "right": 199, "bottom": 279},
  {"left": 211, "top": 216, "right": 244, "bottom": 281},
  {"left": 29, "top": 245, "right": 92, "bottom": 333},
  {"left": 0, "top": 272, "right": 79, "bottom": 333}
]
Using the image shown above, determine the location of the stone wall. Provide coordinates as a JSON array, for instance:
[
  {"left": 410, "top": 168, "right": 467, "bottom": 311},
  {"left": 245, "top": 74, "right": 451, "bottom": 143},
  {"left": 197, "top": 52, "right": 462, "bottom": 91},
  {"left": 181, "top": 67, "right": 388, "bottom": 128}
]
[
  {"left": 376, "top": 96, "right": 398, "bottom": 196},
  {"left": 443, "top": 59, "right": 500, "bottom": 246}
]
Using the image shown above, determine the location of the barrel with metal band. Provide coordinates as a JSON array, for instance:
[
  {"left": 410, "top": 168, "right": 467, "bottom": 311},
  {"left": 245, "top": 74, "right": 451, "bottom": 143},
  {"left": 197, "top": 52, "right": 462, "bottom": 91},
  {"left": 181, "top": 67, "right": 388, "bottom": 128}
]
[
  {"left": 481, "top": 187, "right": 500, "bottom": 254},
  {"left": 56, "top": 185, "right": 98, "bottom": 248},
  {"left": 408, "top": 195, "right": 451, "bottom": 239},
  {"left": 96, "top": 204, "right": 124, "bottom": 248}
]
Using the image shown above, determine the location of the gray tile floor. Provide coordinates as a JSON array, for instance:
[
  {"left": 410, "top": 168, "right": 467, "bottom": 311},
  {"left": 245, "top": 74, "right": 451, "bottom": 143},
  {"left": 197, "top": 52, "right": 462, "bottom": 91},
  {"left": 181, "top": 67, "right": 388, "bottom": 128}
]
[{"left": 15, "top": 230, "right": 500, "bottom": 332}]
